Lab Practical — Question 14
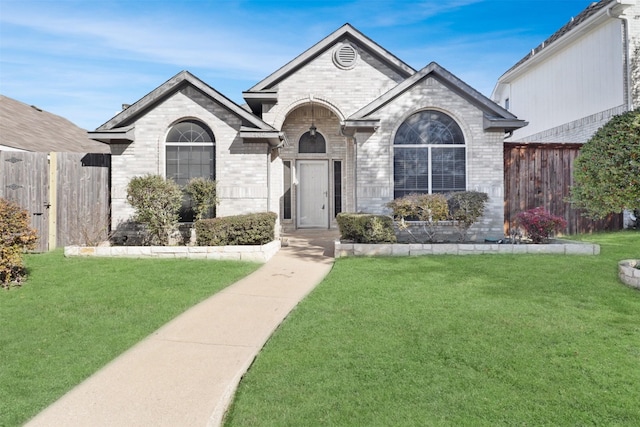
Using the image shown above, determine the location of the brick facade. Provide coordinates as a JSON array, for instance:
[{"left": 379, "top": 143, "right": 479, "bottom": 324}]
[{"left": 101, "top": 25, "right": 521, "bottom": 240}]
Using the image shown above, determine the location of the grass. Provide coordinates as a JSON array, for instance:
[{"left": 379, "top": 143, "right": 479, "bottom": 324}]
[
  {"left": 225, "top": 231, "right": 640, "bottom": 426},
  {"left": 0, "top": 250, "right": 259, "bottom": 427}
]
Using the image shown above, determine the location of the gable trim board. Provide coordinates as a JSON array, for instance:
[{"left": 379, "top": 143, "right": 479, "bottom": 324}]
[
  {"left": 347, "top": 62, "right": 526, "bottom": 132},
  {"left": 92, "top": 23, "right": 525, "bottom": 240}
]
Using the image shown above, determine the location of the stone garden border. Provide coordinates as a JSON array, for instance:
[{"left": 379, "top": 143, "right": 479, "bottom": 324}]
[
  {"left": 64, "top": 240, "right": 281, "bottom": 263},
  {"left": 618, "top": 259, "right": 640, "bottom": 290},
  {"left": 335, "top": 240, "right": 600, "bottom": 258}
]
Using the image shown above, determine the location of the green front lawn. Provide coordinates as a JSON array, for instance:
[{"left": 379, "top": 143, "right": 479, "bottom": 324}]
[
  {"left": 0, "top": 251, "right": 259, "bottom": 426},
  {"left": 225, "top": 232, "right": 640, "bottom": 426}
]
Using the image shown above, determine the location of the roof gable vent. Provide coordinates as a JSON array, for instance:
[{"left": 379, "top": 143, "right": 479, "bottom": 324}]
[{"left": 333, "top": 43, "right": 358, "bottom": 69}]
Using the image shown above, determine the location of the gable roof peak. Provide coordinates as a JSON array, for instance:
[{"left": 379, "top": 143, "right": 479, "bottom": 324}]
[
  {"left": 246, "top": 23, "right": 415, "bottom": 93},
  {"left": 347, "top": 61, "right": 526, "bottom": 132},
  {"left": 96, "top": 70, "right": 274, "bottom": 133}
]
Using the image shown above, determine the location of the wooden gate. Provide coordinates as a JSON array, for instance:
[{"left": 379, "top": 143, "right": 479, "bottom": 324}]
[
  {"left": 0, "top": 152, "right": 50, "bottom": 252},
  {"left": 504, "top": 143, "right": 623, "bottom": 235},
  {"left": 0, "top": 151, "right": 110, "bottom": 252}
]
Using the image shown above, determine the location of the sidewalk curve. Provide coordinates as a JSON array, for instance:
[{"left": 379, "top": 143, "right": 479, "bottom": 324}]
[{"left": 25, "top": 230, "right": 339, "bottom": 427}]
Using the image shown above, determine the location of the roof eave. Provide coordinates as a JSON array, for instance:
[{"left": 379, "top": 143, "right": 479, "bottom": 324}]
[
  {"left": 239, "top": 127, "right": 284, "bottom": 146},
  {"left": 341, "top": 119, "right": 380, "bottom": 131},
  {"left": 242, "top": 90, "right": 279, "bottom": 116},
  {"left": 483, "top": 115, "right": 528, "bottom": 132},
  {"left": 88, "top": 125, "right": 135, "bottom": 143}
]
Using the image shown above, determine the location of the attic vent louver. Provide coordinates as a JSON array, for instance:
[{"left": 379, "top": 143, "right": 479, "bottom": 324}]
[{"left": 333, "top": 43, "right": 358, "bottom": 69}]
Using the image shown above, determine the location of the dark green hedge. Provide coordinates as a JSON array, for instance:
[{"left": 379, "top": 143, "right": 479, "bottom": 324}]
[
  {"left": 195, "top": 212, "right": 277, "bottom": 246},
  {"left": 336, "top": 213, "right": 396, "bottom": 243}
]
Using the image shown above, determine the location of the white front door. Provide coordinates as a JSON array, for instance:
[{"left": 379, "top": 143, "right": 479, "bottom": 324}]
[{"left": 297, "top": 160, "right": 329, "bottom": 228}]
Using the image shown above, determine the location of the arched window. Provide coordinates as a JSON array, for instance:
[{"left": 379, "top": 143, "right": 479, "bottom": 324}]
[
  {"left": 166, "top": 120, "right": 215, "bottom": 221},
  {"left": 394, "top": 110, "right": 465, "bottom": 198},
  {"left": 298, "top": 131, "right": 326, "bottom": 153}
]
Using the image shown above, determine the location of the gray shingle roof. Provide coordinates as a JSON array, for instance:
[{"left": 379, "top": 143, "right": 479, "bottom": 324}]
[{"left": 0, "top": 95, "right": 109, "bottom": 153}]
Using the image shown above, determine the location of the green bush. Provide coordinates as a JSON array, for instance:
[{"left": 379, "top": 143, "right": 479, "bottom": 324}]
[
  {"left": 446, "top": 191, "right": 489, "bottom": 242},
  {"left": 336, "top": 213, "right": 396, "bottom": 243},
  {"left": 1, "top": 198, "right": 38, "bottom": 288},
  {"left": 183, "top": 177, "right": 217, "bottom": 221},
  {"left": 387, "top": 193, "right": 449, "bottom": 242},
  {"left": 386, "top": 192, "right": 487, "bottom": 242},
  {"left": 386, "top": 193, "right": 449, "bottom": 222},
  {"left": 126, "top": 174, "right": 183, "bottom": 245},
  {"left": 571, "top": 109, "right": 640, "bottom": 219},
  {"left": 196, "top": 212, "right": 276, "bottom": 246}
]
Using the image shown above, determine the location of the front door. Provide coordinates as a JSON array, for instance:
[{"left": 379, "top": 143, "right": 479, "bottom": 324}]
[{"left": 297, "top": 160, "right": 329, "bottom": 228}]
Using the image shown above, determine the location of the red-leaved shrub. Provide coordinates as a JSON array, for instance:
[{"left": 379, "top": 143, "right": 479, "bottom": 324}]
[{"left": 516, "top": 207, "right": 567, "bottom": 243}]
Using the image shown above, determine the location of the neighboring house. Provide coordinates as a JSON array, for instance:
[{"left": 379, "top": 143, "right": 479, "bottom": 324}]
[
  {"left": 90, "top": 23, "right": 525, "bottom": 239},
  {"left": 492, "top": 0, "right": 637, "bottom": 230},
  {"left": 0, "top": 95, "right": 109, "bottom": 153},
  {"left": 492, "top": 0, "right": 638, "bottom": 143}
]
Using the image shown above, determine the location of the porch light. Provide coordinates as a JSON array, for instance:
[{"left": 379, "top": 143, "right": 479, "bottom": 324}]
[{"left": 309, "top": 97, "right": 317, "bottom": 138}]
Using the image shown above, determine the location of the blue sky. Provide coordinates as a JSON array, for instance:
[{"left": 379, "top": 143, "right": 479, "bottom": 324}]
[{"left": 0, "top": 0, "right": 594, "bottom": 130}]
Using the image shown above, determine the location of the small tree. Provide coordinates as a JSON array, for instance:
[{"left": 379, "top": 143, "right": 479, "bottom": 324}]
[
  {"left": 1, "top": 198, "right": 38, "bottom": 288},
  {"left": 570, "top": 109, "right": 640, "bottom": 219},
  {"left": 447, "top": 191, "right": 489, "bottom": 242},
  {"left": 126, "top": 174, "right": 182, "bottom": 245},
  {"left": 183, "top": 177, "right": 217, "bottom": 221}
]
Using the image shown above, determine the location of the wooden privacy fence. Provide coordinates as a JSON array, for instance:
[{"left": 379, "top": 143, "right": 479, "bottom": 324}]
[
  {"left": 0, "top": 151, "right": 110, "bottom": 252},
  {"left": 504, "top": 143, "right": 622, "bottom": 235}
]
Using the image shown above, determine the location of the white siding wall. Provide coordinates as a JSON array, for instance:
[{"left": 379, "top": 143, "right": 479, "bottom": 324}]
[{"left": 506, "top": 19, "right": 625, "bottom": 141}]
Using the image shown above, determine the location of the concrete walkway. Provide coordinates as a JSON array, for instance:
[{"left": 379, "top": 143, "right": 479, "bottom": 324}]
[{"left": 26, "top": 230, "right": 339, "bottom": 427}]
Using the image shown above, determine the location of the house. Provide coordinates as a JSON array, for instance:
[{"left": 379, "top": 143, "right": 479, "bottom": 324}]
[
  {"left": 492, "top": 0, "right": 638, "bottom": 143},
  {"left": 90, "top": 23, "right": 525, "bottom": 240},
  {"left": 491, "top": 0, "right": 637, "bottom": 230}
]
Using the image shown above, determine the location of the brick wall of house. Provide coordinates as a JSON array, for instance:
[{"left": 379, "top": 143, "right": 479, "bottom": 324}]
[
  {"left": 354, "top": 76, "right": 505, "bottom": 239},
  {"left": 110, "top": 90, "right": 270, "bottom": 232},
  {"left": 512, "top": 104, "right": 628, "bottom": 143},
  {"left": 263, "top": 42, "right": 407, "bottom": 128},
  {"left": 260, "top": 41, "right": 406, "bottom": 230}
]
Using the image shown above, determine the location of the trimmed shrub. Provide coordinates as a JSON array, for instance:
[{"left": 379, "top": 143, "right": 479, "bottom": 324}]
[
  {"left": 447, "top": 191, "right": 489, "bottom": 242},
  {"left": 516, "top": 207, "right": 567, "bottom": 243},
  {"left": 183, "top": 177, "right": 217, "bottom": 221},
  {"left": 196, "top": 212, "right": 276, "bottom": 246},
  {"left": 336, "top": 213, "right": 396, "bottom": 243},
  {"left": 570, "top": 109, "right": 640, "bottom": 219},
  {"left": 126, "top": 174, "right": 183, "bottom": 245},
  {"left": 1, "top": 198, "right": 38, "bottom": 288},
  {"left": 387, "top": 193, "right": 449, "bottom": 242},
  {"left": 387, "top": 193, "right": 449, "bottom": 222}
]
